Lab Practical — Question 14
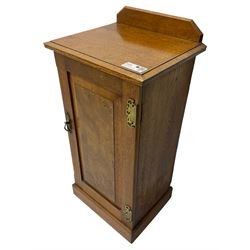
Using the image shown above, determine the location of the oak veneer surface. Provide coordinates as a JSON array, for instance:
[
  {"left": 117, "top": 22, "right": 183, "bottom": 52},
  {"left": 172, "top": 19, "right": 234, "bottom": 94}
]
[
  {"left": 49, "top": 23, "right": 200, "bottom": 74},
  {"left": 135, "top": 59, "right": 195, "bottom": 224},
  {"left": 44, "top": 6, "right": 206, "bottom": 243},
  {"left": 70, "top": 75, "right": 116, "bottom": 202},
  {"left": 117, "top": 6, "right": 203, "bottom": 42}
]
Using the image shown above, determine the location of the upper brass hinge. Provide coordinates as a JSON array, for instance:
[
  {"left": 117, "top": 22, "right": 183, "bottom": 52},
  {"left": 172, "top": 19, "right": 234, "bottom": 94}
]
[
  {"left": 126, "top": 98, "right": 137, "bottom": 128},
  {"left": 122, "top": 205, "right": 132, "bottom": 223}
]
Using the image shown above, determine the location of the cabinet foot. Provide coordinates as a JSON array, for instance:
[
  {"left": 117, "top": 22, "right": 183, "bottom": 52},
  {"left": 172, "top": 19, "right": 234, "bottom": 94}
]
[{"left": 73, "top": 183, "right": 172, "bottom": 242}]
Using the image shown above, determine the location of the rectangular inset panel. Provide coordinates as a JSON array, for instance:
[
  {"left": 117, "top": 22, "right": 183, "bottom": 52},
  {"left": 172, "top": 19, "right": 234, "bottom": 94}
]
[{"left": 72, "top": 80, "right": 115, "bottom": 202}]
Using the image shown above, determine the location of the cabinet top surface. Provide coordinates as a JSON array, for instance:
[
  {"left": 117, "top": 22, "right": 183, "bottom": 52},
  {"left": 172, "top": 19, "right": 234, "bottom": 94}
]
[{"left": 45, "top": 7, "right": 206, "bottom": 82}]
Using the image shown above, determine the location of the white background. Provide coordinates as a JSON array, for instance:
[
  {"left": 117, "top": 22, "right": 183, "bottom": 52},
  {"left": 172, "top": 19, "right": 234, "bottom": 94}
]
[{"left": 0, "top": 0, "right": 250, "bottom": 249}]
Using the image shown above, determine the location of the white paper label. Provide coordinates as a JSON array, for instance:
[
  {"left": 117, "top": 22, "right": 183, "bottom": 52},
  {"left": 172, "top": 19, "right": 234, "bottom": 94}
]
[{"left": 121, "top": 62, "right": 148, "bottom": 74}]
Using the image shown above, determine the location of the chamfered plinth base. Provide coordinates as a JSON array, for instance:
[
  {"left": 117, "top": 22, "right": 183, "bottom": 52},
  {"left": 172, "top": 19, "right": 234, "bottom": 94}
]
[{"left": 72, "top": 184, "right": 173, "bottom": 243}]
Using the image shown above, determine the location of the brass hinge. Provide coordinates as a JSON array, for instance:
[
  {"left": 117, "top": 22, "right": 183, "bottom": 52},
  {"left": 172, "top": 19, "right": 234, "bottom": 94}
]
[
  {"left": 126, "top": 98, "right": 136, "bottom": 128},
  {"left": 122, "top": 205, "right": 132, "bottom": 223}
]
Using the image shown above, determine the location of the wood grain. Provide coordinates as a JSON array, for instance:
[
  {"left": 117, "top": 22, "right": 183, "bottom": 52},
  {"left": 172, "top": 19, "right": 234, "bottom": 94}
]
[
  {"left": 54, "top": 53, "right": 82, "bottom": 184},
  {"left": 134, "top": 58, "right": 195, "bottom": 223},
  {"left": 117, "top": 6, "right": 203, "bottom": 42},
  {"left": 64, "top": 57, "right": 123, "bottom": 96},
  {"left": 73, "top": 184, "right": 133, "bottom": 241},
  {"left": 131, "top": 187, "right": 172, "bottom": 242},
  {"left": 119, "top": 81, "right": 141, "bottom": 228},
  {"left": 51, "top": 23, "right": 199, "bottom": 73},
  {"left": 45, "top": 41, "right": 205, "bottom": 83},
  {"left": 70, "top": 75, "right": 116, "bottom": 202},
  {"left": 55, "top": 53, "right": 125, "bottom": 212},
  {"left": 73, "top": 184, "right": 172, "bottom": 243},
  {"left": 45, "top": 6, "right": 206, "bottom": 242}
]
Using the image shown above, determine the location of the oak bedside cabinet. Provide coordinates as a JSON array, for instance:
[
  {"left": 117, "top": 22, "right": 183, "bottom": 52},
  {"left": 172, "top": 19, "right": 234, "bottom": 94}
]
[{"left": 44, "top": 6, "right": 206, "bottom": 242}]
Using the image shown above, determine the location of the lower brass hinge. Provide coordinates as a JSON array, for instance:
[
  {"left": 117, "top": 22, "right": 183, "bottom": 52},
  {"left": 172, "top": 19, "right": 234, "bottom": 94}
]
[{"left": 122, "top": 205, "right": 132, "bottom": 223}]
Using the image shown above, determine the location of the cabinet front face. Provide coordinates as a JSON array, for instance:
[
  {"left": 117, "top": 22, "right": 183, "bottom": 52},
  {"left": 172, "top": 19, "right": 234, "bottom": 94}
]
[
  {"left": 69, "top": 73, "right": 121, "bottom": 204},
  {"left": 55, "top": 53, "right": 140, "bottom": 221}
]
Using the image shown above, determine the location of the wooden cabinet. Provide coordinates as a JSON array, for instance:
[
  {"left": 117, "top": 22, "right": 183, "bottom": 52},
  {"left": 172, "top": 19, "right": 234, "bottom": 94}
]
[{"left": 44, "top": 6, "right": 206, "bottom": 242}]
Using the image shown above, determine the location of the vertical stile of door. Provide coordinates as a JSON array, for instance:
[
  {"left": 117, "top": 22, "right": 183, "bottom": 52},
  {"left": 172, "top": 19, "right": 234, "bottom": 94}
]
[
  {"left": 120, "top": 80, "right": 141, "bottom": 227},
  {"left": 54, "top": 53, "right": 83, "bottom": 184}
]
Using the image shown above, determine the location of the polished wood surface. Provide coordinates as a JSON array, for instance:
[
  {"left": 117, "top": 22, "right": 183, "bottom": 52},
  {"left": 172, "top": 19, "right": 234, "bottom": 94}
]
[
  {"left": 44, "top": 7, "right": 206, "bottom": 83},
  {"left": 45, "top": 6, "right": 206, "bottom": 242},
  {"left": 46, "top": 40, "right": 205, "bottom": 83},
  {"left": 50, "top": 23, "right": 199, "bottom": 73},
  {"left": 70, "top": 74, "right": 116, "bottom": 202},
  {"left": 135, "top": 59, "right": 195, "bottom": 224},
  {"left": 73, "top": 183, "right": 172, "bottom": 243},
  {"left": 117, "top": 6, "right": 203, "bottom": 42},
  {"left": 54, "top": 54, "right": 140, "bottom": 222},
  {"left": 55, "top": 54, "right": 124, "bottom": 216}
]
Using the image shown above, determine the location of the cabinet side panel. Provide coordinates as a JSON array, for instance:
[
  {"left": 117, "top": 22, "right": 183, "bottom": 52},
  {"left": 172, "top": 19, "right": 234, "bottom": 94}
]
[{"left": 135, "top": 59, "right": 195, "bottom": 223}]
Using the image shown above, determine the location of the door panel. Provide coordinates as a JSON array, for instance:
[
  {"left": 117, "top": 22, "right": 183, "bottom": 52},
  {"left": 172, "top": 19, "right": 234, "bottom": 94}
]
[
  {"left": 55, "top": 52, "right": 140, "bottom": 223},
  {"left": 69, "top": 73, "right": 121, "bottom": 204},
  {"left": 74, "top": 83, "right": 115, "bottom": 202},
  {"left": 54, "top": 53, "right": 141, "bottom": 220}
]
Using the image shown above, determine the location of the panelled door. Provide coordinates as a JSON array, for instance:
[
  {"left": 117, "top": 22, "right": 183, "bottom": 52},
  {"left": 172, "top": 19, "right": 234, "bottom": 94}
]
[
  {"left": 55, "top": 53, "right": 139, "bottom": 223},
  {"left": 69, "top": 72, "right": 122, "bottom": 204}
]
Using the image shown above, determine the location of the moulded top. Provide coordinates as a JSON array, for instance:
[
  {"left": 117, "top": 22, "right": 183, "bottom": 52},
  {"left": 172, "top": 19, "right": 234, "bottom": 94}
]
[{"left": 44, "top": 7, "right": 206, "bottom": 83}]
